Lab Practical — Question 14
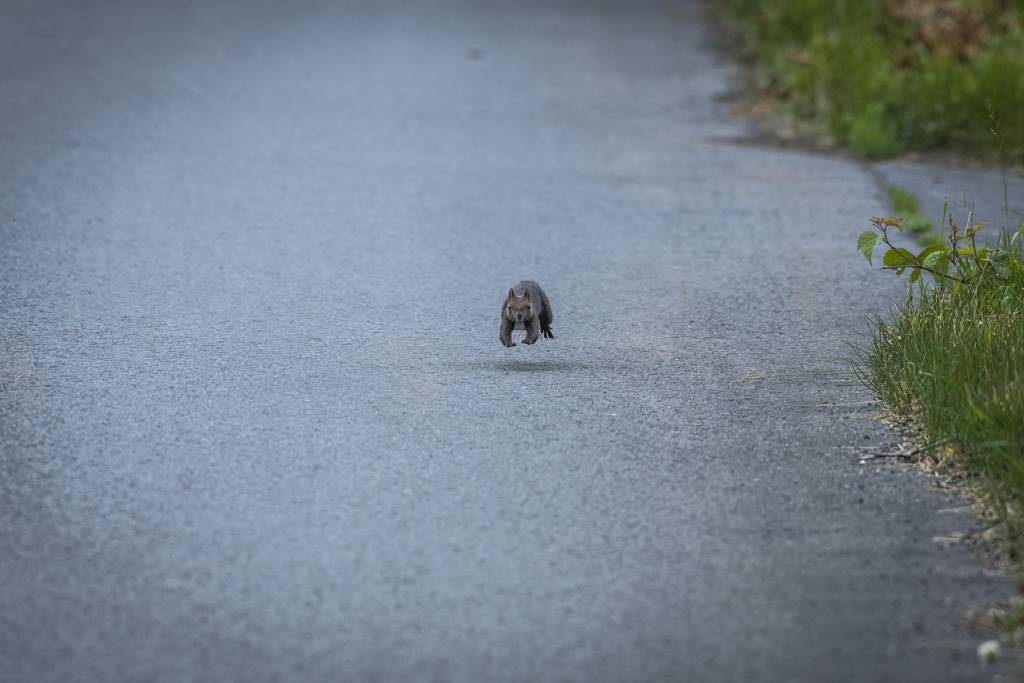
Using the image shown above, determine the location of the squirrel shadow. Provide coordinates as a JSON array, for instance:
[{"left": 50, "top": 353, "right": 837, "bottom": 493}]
[
  {"left": 459, "top": 359, "right": 576, "bottom": 373},
  {"left": 489, "top": 359, "right": 577, "bottom": 373}
]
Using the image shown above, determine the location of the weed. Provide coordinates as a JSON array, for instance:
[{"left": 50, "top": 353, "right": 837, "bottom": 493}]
[
  {"left": 855, "top": 198, "right": 1024, "bottom": 553},
  {"left": 859, "top": 193, "right": 1024, "bottom": 298},
  {"left": 714, "top": 0, "right": 1024, "bottom": 163}
]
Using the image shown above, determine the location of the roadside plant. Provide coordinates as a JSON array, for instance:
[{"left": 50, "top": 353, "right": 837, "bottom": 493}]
[
  {"left": 854, "top": 194, "right": 1024, "bottom": 555},
  {"left": 858, "top": 199, "right": 1024, "bottom": 312}
]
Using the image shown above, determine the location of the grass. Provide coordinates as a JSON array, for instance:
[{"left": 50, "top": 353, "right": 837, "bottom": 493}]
[
  {"left": 888, "top": 187, "right": 938, "bottom": 244},
  {"left": 854, "top": 211, "right": 1024, "bottom": 557},
  {"left": 713, "top": 0, "right": 1024, "bottom": 163}
]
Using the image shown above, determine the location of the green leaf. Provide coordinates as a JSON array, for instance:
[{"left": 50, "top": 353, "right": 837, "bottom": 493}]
[
  {"left": 883, "top": 247, "right": 916, "bottom": 268},
  {"left": 928, "top": 254, "right": 950, "bottom": 284},
  {"left": 857, "top": 231, "right": 883, "bottom": 264},
  {"left": 908, "top": 268, "right": 921, "bottom": 284},
  {"left": 919, "top": 245, "right": 946, "bottom": 269},
  {"left": 881, "top": 216, "right": 905, "bottom": 229}
]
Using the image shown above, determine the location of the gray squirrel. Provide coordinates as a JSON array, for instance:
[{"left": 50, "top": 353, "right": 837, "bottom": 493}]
[{"left": 500, "top": 280, "right": 554, "bottom": 347}]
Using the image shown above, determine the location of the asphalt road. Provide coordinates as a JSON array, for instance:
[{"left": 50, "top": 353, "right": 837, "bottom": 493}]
[{"left": 1, "top": 1, "right": 1017, "bottom": 681}]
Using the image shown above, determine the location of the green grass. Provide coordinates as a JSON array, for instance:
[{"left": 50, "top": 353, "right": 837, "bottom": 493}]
[
  {"left": 855, "top": 216, "right": 1024, "bottom": 553},
  {"left": 888, "top": 187, "right": 937, "bottom": 244},
  {"left": 714, "top": 0, "right": 1024, "bottom": 163}
]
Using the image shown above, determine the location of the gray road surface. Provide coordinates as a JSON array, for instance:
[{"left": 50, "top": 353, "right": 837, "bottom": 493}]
[{"left": 1, "top": 1, "right": 1017, "bottom": 681}]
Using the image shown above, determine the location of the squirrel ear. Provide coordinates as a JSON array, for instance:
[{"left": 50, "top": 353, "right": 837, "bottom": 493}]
[
  {"left": 508, "top": 287, "right": 515, "bottom": 300},
  {"left": 523, "top": 287, "right": 531, "bottom": 301}
]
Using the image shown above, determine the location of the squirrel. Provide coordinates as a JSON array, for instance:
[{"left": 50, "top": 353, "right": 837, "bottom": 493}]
[{"left": 500, "top": 280, "right": 554, "bottom": 347}]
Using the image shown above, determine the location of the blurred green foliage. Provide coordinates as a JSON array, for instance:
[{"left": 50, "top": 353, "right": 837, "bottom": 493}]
[
  {"left": 888, "top": 187, "right": 935, "bottom": 241},
  {"left": 716, "top": 0, "right": 1024, "bottom": 161}
]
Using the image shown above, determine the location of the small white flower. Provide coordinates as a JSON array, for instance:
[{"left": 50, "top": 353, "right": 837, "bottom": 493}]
[{"left": 977, "top": 640, "right": 1001, "bottom": 665}]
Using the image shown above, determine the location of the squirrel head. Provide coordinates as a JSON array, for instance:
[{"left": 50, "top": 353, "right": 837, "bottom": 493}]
[{"left": 505, "top": 287, "right": 534, "bottom": 322}]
